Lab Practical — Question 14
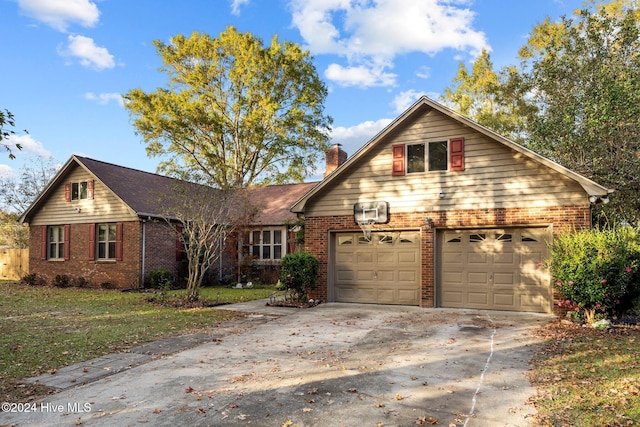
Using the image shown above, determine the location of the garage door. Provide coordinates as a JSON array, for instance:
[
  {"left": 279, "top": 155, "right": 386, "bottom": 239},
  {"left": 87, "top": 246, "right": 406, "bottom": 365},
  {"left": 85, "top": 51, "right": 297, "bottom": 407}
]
[
  {"left": 334, "top": 231, "right": 421, "bottom": 305},
  {"left": 438, "top": 228, "right": 552, "bottom": 313}
]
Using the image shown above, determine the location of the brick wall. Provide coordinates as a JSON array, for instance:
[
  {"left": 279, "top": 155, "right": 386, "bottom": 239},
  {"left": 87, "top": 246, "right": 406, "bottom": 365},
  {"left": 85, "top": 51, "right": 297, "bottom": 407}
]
[
  {"left": 304, "top": 205, "right": 591, "bottom": 313},
  {"left": 29, "top": 221, "right": 142, "bottom": 289},
  {"left": 142, "top": 220, "right": 183, "bottom": 285}
]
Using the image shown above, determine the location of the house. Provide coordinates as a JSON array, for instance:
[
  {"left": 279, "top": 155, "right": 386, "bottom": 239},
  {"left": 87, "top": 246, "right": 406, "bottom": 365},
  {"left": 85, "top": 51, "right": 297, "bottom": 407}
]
[
  {"left": 291, "top": 97, "right": 612, "bottom": 314},
  {"left": 19, "top": 155, "right": 316, "bottom": 289}
]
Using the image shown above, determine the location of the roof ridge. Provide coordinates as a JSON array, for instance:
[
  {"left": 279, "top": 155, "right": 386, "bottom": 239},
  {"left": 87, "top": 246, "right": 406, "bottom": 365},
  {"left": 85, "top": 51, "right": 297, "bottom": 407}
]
[{"left": 73, "top": 155, "right": 177, "bottom": 181}]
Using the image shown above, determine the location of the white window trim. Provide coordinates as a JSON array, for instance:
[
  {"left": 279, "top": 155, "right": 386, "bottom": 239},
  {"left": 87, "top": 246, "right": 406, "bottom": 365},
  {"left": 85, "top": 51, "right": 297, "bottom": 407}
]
[
  {"left": 406, "top": 140, "right": 449, "bottom": 174},
  {"left": 242, "top": 226, "right": 287, "bottom": 262}
]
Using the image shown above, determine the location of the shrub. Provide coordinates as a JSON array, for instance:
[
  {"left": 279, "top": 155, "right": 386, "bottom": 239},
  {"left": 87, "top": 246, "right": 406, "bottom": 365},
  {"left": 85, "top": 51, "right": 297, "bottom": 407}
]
[
  {"left": 52, "top": 274, "right": 72, "bottom": 288},
  {"left": 20, "top": 273, "right": 45, "bottom": 286},
  {"left": 148, "top": 268, "right": 173, "bottom": 288},
  {"left": 73, "top": 276, "right": 91, "bottom": 288},
  {"left": 100, "top": 281, "right": 116, "bottom": 290},
  {"left": 549, "top": 226, "right": 640, "bottom": 323},
  {"left": 279, "top": 251, "right": 319, "bottom": 302}
]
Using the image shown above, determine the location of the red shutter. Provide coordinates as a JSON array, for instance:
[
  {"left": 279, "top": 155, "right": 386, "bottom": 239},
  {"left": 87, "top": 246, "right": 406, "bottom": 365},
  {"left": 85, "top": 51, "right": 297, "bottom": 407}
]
[
  {"left": 449, "top": 137, "right": 465, "bottom": 171},
  {"left": 391, "top": 144, "right": 405, "bottom": 176},
  {"left": 87, "top": 180, "right": 94, "bottom": 199},
  {"left": 40, "top": 226, "right": 47, "bottom": 260},
  {"left": 176, "top": 225, "right": 183, "bottom": 261},
  {"left": 115, "top": 223, "right": 123, "bottom": 261},
  {"left": 65, "top": 183, "right": 71, "bottom": 202},
  {"left": 88, "top": 223, "right": 95, "bottom": 261},
  {"left": 64, "top": 224, "right": 70, "bottom": 260}
]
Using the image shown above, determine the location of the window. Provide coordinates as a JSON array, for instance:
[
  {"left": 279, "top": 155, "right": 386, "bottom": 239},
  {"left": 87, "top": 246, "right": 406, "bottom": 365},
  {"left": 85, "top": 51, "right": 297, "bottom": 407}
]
[
  {"left": 72, "top": 182, "right": 88, "bottom": 200},
  {"left": 65, "top": 180, "right": 94, "bottom": 202},
  {"left": 406, "top": 141, "right": 448, "bottom": 173},
  {"left": 48, "top": 226, "right": 65, "bottom": 259},
  {"left": 244, "top": 228, "right": 284, "bottom": 260},
  {"left": 392, "top": 138, "right": 464, "bottom": 176},
  {"left": 97, "top": 224, "right": 117, "bottom": 259}
]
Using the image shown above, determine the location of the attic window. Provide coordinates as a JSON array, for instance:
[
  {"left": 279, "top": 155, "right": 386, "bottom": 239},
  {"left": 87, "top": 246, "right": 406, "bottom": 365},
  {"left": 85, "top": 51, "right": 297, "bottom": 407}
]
[
  {"left": 65, "top": 180, "right": 94, "bottom": 202},
  {"left": 407, "top": 141, "right": 447, "bottom": 173},
  {"left": 72, "top": 182, "right": 88, "bottom": 200},
  {"left": 394, "top": 138, "right": 464, "bottom": 176}
]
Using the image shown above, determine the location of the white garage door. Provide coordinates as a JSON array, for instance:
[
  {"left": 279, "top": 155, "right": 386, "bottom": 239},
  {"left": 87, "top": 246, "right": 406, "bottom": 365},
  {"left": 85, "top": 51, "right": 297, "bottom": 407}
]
[
  {"left": 438, "top": 228, "right": 552, "bottom": 313},
  {"left": 333, "top": 231, "right": 421, "bottom": 305}
]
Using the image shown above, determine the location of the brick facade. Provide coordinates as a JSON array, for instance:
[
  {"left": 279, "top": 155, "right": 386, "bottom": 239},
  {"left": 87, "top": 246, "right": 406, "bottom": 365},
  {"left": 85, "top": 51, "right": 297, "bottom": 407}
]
[
  {"left": 303, "top": 205, "right": 592, "bottom": 313},
  {"left": 29, "top": 220, "right": 186, "bottom": 289},
  {"left": 29, "top": 221, "right": 142, "bottom": 288}
]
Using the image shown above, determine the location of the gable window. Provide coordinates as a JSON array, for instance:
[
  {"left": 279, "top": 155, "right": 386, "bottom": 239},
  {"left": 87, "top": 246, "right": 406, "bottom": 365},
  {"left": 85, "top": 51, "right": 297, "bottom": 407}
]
[
  {"left": 72, "top": 182, "right": 88, "bottom": 200},
  {"left": 65, "top": 180, "right": 94, "bottom": 202},
  {"left": 243, "top": 227, "right": 284, "bottom": 261},
  {"left": 407, "top": 141, "right": 448, "bottom": 173},
  {"left": 392, "top": 137, "right": 464, "bottom": 176}
]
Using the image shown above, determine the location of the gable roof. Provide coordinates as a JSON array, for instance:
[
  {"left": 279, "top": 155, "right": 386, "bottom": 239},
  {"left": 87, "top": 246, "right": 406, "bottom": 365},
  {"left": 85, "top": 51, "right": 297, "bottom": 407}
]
[
  {"left": 291, "top": 96, "right": 612, "bottom": 213},
  {"left": 20, "top": 155, "right": 316, "bottom": 225}
]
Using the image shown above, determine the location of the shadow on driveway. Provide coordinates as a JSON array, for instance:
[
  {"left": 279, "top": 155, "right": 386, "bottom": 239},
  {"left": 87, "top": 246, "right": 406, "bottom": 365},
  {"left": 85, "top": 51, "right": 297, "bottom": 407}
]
[{"left": 2, "top": 301, "right": 552, "bottom": 427}]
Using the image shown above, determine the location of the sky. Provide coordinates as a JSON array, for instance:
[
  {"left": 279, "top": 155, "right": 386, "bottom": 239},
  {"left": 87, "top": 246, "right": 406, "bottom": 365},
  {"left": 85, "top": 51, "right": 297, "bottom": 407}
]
[{"left": 0, "top": 0, "right": 589, "bottom": 182}]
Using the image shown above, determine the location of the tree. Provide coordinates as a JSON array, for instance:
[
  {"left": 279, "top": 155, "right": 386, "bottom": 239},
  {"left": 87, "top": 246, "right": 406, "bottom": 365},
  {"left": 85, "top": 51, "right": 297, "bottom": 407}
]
[
  {"left": 441, "top": 50, "right": 532, "bottom": 142},
  {"left": 514, "top": 0, "right": 640, "bottom": 225},
  {"left": 0, "top": 109, "right": 24, "bottom": 159},
  {"left": 0, "top": 157, "right": 59, "bottom": 214},
  {"left": 160, "top": 181, "right": 257, "bottom": 301},
  {"left": 125, "top": 27, "right": 332, "bottom": 189}
]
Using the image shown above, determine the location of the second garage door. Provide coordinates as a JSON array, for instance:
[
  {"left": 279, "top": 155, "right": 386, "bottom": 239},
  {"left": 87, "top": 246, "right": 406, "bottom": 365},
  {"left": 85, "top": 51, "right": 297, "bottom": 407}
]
[
  {"left": 333, "top": 230, "right": 421, "bottom": 305},
  {"left": 438, "top": 228, "right": 552, "bottom": 313}
]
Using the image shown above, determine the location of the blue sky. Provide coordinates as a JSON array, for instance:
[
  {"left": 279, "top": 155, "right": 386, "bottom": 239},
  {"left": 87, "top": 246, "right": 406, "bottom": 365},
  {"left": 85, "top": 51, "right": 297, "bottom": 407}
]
[{"left": 1, "top": 0, "right": 587, "bottom": 181}]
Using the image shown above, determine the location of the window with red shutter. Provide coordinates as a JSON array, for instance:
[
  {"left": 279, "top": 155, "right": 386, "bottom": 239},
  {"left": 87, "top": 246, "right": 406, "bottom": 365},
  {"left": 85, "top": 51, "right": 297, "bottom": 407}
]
[
  {"left": 64, "top": 224, "right": 70, "bottom": 260},
  {"left": 449, "top": 137, "right": 465, "bottom": 171},
  {"left": 391, "top": 144, "right": 405, "bottom": 176},
  {"left": 88, "top": 223, "right": 95, "bottom": 261},
  {"left": 40, "top": 226, "right": 47, "bottom": 260}
]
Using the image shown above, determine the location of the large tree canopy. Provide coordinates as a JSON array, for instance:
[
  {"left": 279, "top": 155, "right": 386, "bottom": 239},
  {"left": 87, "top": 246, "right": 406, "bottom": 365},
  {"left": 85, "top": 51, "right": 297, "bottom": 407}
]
[
  {"left": 442, "top": 0, "right": 640, "bottom": 225},
  {"left": 517, "top": 0, "right": 640, "bottom": 225},
  {"left": 440, "top": 50, "right": 531, "bottom": 142},
  {"left": 125, "top": 27, "right": 332, "bottom": 189}
]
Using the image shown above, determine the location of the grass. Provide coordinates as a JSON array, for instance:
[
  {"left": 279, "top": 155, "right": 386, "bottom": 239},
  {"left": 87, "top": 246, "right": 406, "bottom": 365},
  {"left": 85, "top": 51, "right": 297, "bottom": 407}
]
[
  {"left": 0, "top": 282, "right": 275, "bottom": 403},
  {"left": 528, "top": 321, "right": 640, "bottom": 426}
]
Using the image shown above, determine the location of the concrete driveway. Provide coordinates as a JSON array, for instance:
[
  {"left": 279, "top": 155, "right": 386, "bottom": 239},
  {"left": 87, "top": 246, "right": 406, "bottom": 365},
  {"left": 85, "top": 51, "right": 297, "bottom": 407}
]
[{"left": 1, "top": 301, "right": 552, "bottom": 427}]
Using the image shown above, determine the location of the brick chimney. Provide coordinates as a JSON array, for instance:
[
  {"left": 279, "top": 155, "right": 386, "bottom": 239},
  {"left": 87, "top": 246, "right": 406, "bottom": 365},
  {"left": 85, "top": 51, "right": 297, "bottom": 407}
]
[{"left": 324, "top": 143, "right": 347, "bottom": 177}]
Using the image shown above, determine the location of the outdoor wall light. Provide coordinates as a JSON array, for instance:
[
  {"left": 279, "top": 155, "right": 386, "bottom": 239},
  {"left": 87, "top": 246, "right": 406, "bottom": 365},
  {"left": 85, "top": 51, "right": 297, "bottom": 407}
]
[
  {"left": 425, "top": 217, "right": 433, "bottom": 228},
  {"left": 439, "top": 191, "right": 445, "bottom": 199},
  {"left": 75, "top": 207, "right": 81, "bottom": 213}
]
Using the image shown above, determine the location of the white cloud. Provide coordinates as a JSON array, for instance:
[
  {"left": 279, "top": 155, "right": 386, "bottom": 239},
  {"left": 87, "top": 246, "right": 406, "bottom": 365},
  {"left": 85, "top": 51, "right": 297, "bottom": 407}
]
[
  {"left": 4, "top": 134, "right": 52, "bottom": 158},
  {"left": 230, "top": 0, "right": 250, "bottom": 15},
  {"left": 415, "top": 66, "right": 431, "bottom": 79},
  {"left": 0, "top": 164, "right": 16, "bottom": 179},
  {"left": 325, "top": 63, "right": 396, "bottom": 88},
  {"left": 330, "top": 118, "right": 393, "bottom": 150},
  {"left": 85, "top": 92, "right": 124, "bottom": 107},
  {"left": 59, "top": 35, "right": 115, "bottom": 70},
  {"left": 391, "top": 89, "right": 428, "bottom": 114},
  {"left": 289, "top": 0, "right": 489, "bottom": 87},
  {"left": 18, "top": 0, "right": 100, "bottom": 32}
]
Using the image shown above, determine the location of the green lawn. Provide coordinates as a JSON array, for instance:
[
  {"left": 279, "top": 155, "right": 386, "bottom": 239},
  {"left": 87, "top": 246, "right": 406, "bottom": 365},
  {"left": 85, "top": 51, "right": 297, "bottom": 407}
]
[{"left": 0, "top": 282, "right": 275, "bottom": 402}]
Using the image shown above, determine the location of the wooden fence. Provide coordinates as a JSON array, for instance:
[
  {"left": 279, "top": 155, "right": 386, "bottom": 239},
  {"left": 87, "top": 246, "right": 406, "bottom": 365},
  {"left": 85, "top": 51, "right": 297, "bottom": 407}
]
[{"left": 0, "top": 248, "right": 28, "bottom": 281}]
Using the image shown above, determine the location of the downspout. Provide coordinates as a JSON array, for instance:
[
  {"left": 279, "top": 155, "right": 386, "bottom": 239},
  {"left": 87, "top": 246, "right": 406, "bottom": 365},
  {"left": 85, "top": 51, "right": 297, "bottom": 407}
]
[{"left": 141, "top": 219, "right": 147, "bottom": 288}]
